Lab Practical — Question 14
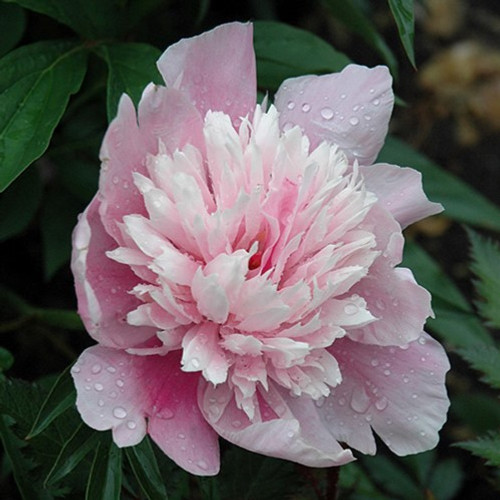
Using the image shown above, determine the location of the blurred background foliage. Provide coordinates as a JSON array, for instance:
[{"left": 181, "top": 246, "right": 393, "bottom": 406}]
[{"left": 1, "top": 0, "right": 500, "bottom": 498}]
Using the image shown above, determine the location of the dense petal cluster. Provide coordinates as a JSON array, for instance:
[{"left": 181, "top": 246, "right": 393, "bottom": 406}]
[{"left": 71, "top": 22, "right": 450, "bottom": 475}]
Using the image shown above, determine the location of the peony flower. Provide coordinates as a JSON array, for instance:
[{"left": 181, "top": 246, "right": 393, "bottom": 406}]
[{"left": 70, "top": 22, "right": 450, "bottom": 476}]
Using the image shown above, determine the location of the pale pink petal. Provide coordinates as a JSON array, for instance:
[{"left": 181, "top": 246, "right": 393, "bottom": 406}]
[
  {"left": 322, "top": 334, "right": 450, "bottom": 455},
  {"left": 274, "top": 65, "right": 394, "bottom": 165},
  {"left": 138, "top": 84, "right": 205, "bottom": 156},
  {"left": 157, "top": 22, "right": 256, "bottom": 122},
  {"left": 349, "top": 266, "right": 433, "bottom": 346},
  {"left": 72, "top": 346, "right": 220, "bottom": 476},
  {"left": 361, "top": 164, "right": 443, "bottom": 228},
  {"left": 199, "top": 382, "right": 354, "bottom": 467},
  {"left": 71, "top": 197, "right": 156, "bottom": 348}
]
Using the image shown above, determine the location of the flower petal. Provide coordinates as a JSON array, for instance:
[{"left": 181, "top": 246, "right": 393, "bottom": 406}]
[
  {"left": 157, "top": 22, "right": 256, "bottom": 122},
  {"left": 361, "top": 164, "right": 443, "bottom": 228},
  {"left": 274, "top": 65, "right": 394, "bottom": 165},
  {"left": 72, "top": 346, "right": 220, "bottom": 476},
  {"left": 199, "top": 382, "right": 354, "bottom": 467},
  {"left": 71, "top": 197, "right": 156, "bottom": 348},
  {"left": 322, "top": 335, "right": 450, "bottom": 456}
]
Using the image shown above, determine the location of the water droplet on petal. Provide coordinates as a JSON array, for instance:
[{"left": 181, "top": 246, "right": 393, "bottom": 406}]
[
  {"left": 365, "top": 414, "right": 373, "bottom": 422},
  {"left": 287, "top": 101, "right": 295, "bottom": 110},
  {"left": 232, "top": 420, "right": 242, "bottom": 428},
  {"left": 420, "top": 430, "right": 426, "bottom": 437},
  {"left": 383, "top": 369, "right": 391, "bottom": 376},
  {"left": 287, "top": 430, "right": 295, "bottom": 438},
  {"left": 283, "top": 122, "right": 294, "bottom": 132},
  {"left": 412, "top": 393, "right": 418, "bottom": 399},
  {"left": 197, "top": 460, "right": 208, "bottom": 471},
  {"left": 350, "top": 386, "right": 371, "bottom": 413},
  {"left": 116, "top": 379, "right": 124, "bottom": 388},
  {"left": 375, "top": 299, "right": 386, "bottom": 310},
  {"left": 301, "top": 103, "right": 311, "bottom": 113},
  {"left": 127, "top": 420, "right": 137, "bottom": 430},
  {"left": 94, "top": 383, "right": 104, "bottom": 392},
  {"left": 375, "top": 397, "right": 388, "bottom": 411},
  {"left": 98, "top": 399, "right": 105, "bottom": 407},
  {"left": 191, "top": 358, "right": 200, "bottom": 369},
  {"left": 344, "top": 303, "right": 359, "bottom": 315},
  {"left": 338, "top": 397, "right": 346, "bottom": 406},
  {"left": 113, "top": 407, "right": 127, "bottom": 419},
  {"left": 320, "top": 107, "right": 334, "bottom": 120},
  {"left": 112, "top": 176, "right": 119, "bottom": 185},
  {"left": 364, "top": 114, "right": 371, "bottom": 121},
  {"left": 403, "top": 376, "right": 410, "bottom": 383},
  {"left": 314, "top": 397, "right": 326, "bottom": 408},
  {"left": 71, "top": 365, "right": 81, "bottom": 373},
  {"left": 373, "top": 99, "right": 380, "bottom": 106},
  {"left": 340, "top": 93, "right": 347, "bottom": 99},
  {"left": 418, "top": 336, "right": 427, "bottom": 345},
  {"left": 91, "top": 364, "right": 102, "bottom": 374},
  {"left": 349, "top": 117, "right": 359, "bottom": 126},
  {"left": 157, "top": 408, "right": 174, "bottom": 420},
  {"left": 177, "top": 433, "right": 186, "bottom": 439},
  {"left": 370, "top": 358, "right": 380, "bottom": 367},
  {"left": 107, "top": 366, "right": 116, "bottom": 373}
]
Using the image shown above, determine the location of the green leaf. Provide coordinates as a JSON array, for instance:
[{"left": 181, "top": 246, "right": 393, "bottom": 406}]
[
  {"left": 97, "top": 42, "right": 162, "bottom": 121},
  {"left": 85, "top": 439, "right": 122, "bottom": 500},
  {"left": 457, "top": 431, "right": 500, "bottom": 467},
  {"left": 44, "top": 423, "right": 99, "bottom": 486},
  {"left": 219, "top": 447, "right": 298, "bottom": 500},
  {"left": 456, "top": 344, "right": 500, "bottom": 390},
  {"left": 428, "top": 458, "right": 464, "bottom": 500},
  {"left": 0, "top": 3, "right": 26, "bottom": 57},
  {"left": 378, "top": 136, "right": 500, "bottom": 231},
  {"left": 40, "top": 187, "right": 83, "bottom": 280},
  {"left": 0, "top": 415, "right": 53, "bottom": 500},
  {"left": 125, "top": 437, "right": 168, "bottom": 500},
  {"left": 27, "top": 366, "right": 76, "bottom": 439},
  {"left": 467, "top": 229, "right": 500, "bottom": 327},
  {"left": 452, "top": 392, "right": 500, "bottom": 434},
  {"left": 323, "top": 0, "right": 398, "bottom": 76},
  {"left": 402, "top": 241, "right": 493, "bottom": 348},
  {"left": 0, "top": 40, "right": 88, "bottom": 191},
  {"left": 253, "top": 21, "right": 351, "bottom": 93},
  {"left": 32, "top": 307, "right": 84, "bottom": 331},
  {"left": 0, "top": 347, "right": 14, "bottom": 372},
  {"left": 360, "top": 455, "right": 421, "bottom": 500},
  {"left": 339, "top": 462, "right": 389, "bottom": 499},
  {"left": 387, "top": 0, "right": 415, "bottom": 67},
  {"left": 0, "top": 167, "right": 42, "bottom": 241}
]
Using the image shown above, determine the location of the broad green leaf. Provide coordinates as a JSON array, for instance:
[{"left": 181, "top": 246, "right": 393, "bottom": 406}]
[
  {"left": 467, "top": 229, "right": 500, "bottom": 327},
  {"left": 32, "top": 307, "right": 84, "bottom": 331},
  {"left": 360, "top": 455, "right": 421, "bottom": 500},
  {"left": 457, "top": 431, "right": 500, "bottom": 467},
  {"left": 125, "top": 437, "right": 168, "bottom": 500},
  {"left": 452, "top": 393, "right": 500, "bottom": 434},
  {"left": 85, "top": 440, "right": 122, "bottom": 500},
  {"left": 0, "top": 3, "right": 26, "bottom": 57},
  {"left": 339, "top": 462, "right": 389, "bottom": 500},
  {"left": 323, "top": 0, "right": 398, "bottom": 76},
  {"left": 428, "top": 458, "right": 464, "bottom": 500},
  {"left": 253, "top": 21, "right": 351, "bottom": 92},
  {"left": 0, "top": 167, "right": 42, "bottom": 241},
  {"left": 399, "top": 450, "right": 435, "bottom": 487},
  {"left": 0, "top": 415, "right": 52, "bottom": 500},
  {"left": 456, "top": 344, "right": 500, "bottom": 390},
  {"left": 40, "top": 188, "right": 83, "bottom": 280},
  {"left": 27, "top": 366, "right": 75, "bottom": 439},
  {"left": 0, "top": 40, "right": 88, "bottom": 191},
  {"left": 387, "top": 0, "right": 415, "bottom": 67},
  {"left": 98, "top": 42, "right": 162, "bottom": 121},
  {"left": 219, "top": 447, "right": 298, "bottom": 500},
  {"left": 403, "top": 242, "right": 470, "bottom": 313},
  {"left": 378, "top": 136, "right": 500, "bottom": 231},
  {"left": 0, "top": 347, "right": 14, "bottom": 372},
  {"left": 44, "top": 423, "right": 99, "bottom": 486}
]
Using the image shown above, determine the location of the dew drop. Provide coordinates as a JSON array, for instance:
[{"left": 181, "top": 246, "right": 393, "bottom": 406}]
[
  {"left": 71, "top": 365, "right": 81, "bottom": 373},
  {"left": 113, "top": 407, "right": 127, "bottom": 419},
  {"left": 177, "top": 433, "right": 186, "bottom": 439},
  {"left": 91, "top": 364, "right": 102, "bottom": 374},
  {"left": 350, "top": 386, "right": 371, "bottom": 413},
  {"left": 375, "top": 299, "right": 386, "bottom": 310},
  {"left": 98, "top": 399, "right": 105, "bottom": 407},
  {"left": 364, "top": 114, "right": 372, "bottom": 121},
  {"left": 287, "top": 430, "right": 295, "bottom": 438},
  {"left": 109, "top": 391, "right": 117, "bottom": 399},
  {"left": 301, "top": 103, "right": 311, "bottom": 113},
  {"left": 197, "top": 460, "right": 208, "bottom": 471},
  {"left": 349, "top": 116, "right": 359, "bottom": 126},
  {"left": 375, "top": 397, "right": 388, "bottom": 411},
  {"left": 383, "top": 369, "right": 391, "bottom": 376},
  {"left": 116, "top": 379, "right": 125, "bottom": 388},
  {"left": 191, "top": 358, "right": 200, "bottom": 369},
  {"left": 84, "top": 385, "right": 91, "bottom": 391},
  {"left": 369, "top": 88, "right": 375, "bottom": 94},
  {"left": 320, "top": 107, "right": 334, "bottom": 120},
  {"left": 94, "top": 383, "right": 104, "bottom": 392},
  {"left": 373, "top": 99, "right": 380, "bottom": 106},
  {"left": 420, "top": 430, "right": 427, "bottom": 437},
  {"left": 370, "top": 358, "right": 380, "bottom": 367},
  {"left": 127, "top": 420, "right": 137, "bottom": 430},
  {"left": 418, "top": 336, "right": 427, "bottom": 345},
  {"left": 157, "top": 408, "right": 174, "bottom": 420},
  {"left": 112, "top": 176, "right": 119, "bottom": 185},
  {"left": 344, "top": 303, "right": 359, "bottom": 315},
  {"left": 314, "top": 397, "right": 326, "bottom": 408},
  {"left": 421, "top": 356, "right": 427, "bottom": 362},
  {"left": 340, "top": 93, "right": 347, "bottom": 99},
  {"left": 122, "top": 181, "right": 129, "bottom": 189},
  {"left": 411, "top": 393, "right": 418, "bottom": 399},
  {"left": 107, "top": 366, "right": 116, "bottom": 374},
  {"left": 283, "top": 122, "right": 294, "bottom": 132},
  {"left": 232, "top": 420, "right": 242, "bottom": 428},
  {"left": 287, "top": 101, "right": 295, "bottom": 110},
  {"left": 338, "top": 397, "right": 346, "bottom": 406},
  {"left": 365, "top": 414, "right": 373, "bottom": 422},
  {"left": 403, "top": 376, "right": 410, "bottom": 383}
]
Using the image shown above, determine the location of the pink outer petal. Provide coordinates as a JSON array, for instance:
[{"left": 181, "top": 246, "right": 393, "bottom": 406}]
[
  {"left": 349, "top": 266, "right": 433, "bottom": 346},
  {"left": 322, "top": 334, "right": 450, "bottom": 456},
  {"left": 361, "top": 164, "right": 443, "bottom": 228},
  {"left": 199, "top": 382, "right": 354, "bottom": 467},
  {"left": 72, "top": 346, "right": 220, "bottom": 476},
  {"left": 71, "top": 196, "right": 156, "bottom": 348},
  {"left": 157, "top": 22, "right": 256, "bottom": 122},
  {"left": 99, "top": 88, "right": 204, "bottom": 243},
  {"left": 274, "top": 65, "right": 394, "bottom": 165}
]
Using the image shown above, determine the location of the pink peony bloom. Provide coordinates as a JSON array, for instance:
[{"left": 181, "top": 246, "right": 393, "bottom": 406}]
[{"left": 71, "top": 22, "right": 450, "bottom": 476}]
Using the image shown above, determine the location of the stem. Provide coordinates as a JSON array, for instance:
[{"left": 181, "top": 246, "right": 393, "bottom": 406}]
[{"left": 326, "top": 466, "right": 340, "bottom": 500}]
